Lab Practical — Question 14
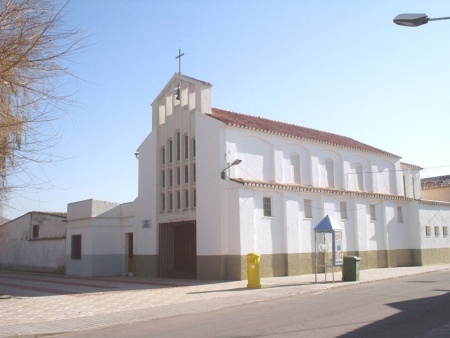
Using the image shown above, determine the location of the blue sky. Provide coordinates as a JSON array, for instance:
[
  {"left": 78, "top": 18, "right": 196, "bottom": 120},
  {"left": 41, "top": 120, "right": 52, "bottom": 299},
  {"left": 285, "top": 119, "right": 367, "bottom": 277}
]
[{"left": 4, "top": 0, "right": 450, "bottom": 219}]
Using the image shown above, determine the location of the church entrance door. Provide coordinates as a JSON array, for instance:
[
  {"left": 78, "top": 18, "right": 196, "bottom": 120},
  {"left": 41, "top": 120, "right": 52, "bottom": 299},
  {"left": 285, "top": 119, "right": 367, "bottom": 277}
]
[{"left": 159, "top": 221, "right": 197, "bottom": 279}]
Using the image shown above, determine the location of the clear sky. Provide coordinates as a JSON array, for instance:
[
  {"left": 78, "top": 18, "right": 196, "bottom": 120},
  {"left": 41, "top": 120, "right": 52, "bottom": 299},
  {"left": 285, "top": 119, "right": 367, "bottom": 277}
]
[{"left": 3, "top": 0, "right": 450, "bottom": 219}]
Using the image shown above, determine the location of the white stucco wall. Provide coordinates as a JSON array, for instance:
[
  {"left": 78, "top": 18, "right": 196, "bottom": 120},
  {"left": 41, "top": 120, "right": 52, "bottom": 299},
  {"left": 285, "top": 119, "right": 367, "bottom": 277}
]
[
  {"left": 0, "top": 213, "right": 66, "bottom": 273},
  {"left": 417, "top": 201, "right": 450, "bottom": 249}
]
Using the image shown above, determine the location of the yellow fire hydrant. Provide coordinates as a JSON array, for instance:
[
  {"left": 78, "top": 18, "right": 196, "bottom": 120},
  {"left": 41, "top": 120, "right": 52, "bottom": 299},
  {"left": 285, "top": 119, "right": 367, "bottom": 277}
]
[{"left": 246, "top": 252, "right": 261, "bottom": 289}]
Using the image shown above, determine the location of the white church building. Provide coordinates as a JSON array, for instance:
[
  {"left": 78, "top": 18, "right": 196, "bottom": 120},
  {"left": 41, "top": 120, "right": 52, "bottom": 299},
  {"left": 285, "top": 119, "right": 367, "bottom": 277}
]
[{"left": 65, "top": 73, "right": 450, "bottom": 280}]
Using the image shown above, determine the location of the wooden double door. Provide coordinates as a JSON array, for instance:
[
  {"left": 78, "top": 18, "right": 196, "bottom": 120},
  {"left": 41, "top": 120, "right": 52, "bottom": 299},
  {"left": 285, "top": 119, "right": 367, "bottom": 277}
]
[{"left": 159, "top": 221, "right": 197, "bottom": 279}]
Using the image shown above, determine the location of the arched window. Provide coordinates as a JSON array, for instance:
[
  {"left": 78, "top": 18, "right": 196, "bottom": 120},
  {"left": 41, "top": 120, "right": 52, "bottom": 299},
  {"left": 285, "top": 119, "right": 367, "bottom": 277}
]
[
  {"left": 356, "top": 163, "right": 364, "bottom": 191},
  {"left": 290, "top": 153, "right": 301, "bottom": 184},
  {"left": 325, "top": 158, "right": 335, "bottom": 188}
]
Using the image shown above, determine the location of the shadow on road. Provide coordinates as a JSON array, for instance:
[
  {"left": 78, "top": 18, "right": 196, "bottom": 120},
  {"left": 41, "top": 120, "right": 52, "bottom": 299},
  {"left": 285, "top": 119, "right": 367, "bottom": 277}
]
[{"left": 338, "top": 291, "right": 450, "bottom": 338}]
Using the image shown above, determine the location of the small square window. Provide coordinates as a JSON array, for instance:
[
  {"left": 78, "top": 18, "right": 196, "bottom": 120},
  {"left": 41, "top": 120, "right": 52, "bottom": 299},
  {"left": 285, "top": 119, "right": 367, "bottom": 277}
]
[
  {"left": 263, "top": 197, "right": 272, "bottom": 217},
  {"left": 425, "top": 226, "right": 431, "bottom": 237},
  {"left": 443, "top": 226, "right": 448, "bottom": 236}
]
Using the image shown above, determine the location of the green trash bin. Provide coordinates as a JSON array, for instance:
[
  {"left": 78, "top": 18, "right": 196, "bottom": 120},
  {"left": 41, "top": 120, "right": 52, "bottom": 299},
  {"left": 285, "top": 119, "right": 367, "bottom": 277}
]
[{"left": 342, "top": 256, "right": 360, "bottom": 281}]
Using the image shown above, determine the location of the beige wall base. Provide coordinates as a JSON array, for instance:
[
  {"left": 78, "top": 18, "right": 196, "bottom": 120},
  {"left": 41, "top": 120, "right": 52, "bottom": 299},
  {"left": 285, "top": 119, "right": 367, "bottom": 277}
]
[
  {"left": 133, "top": 255, "right": 158, "bottom": 278},
  {"left": 137, "top": 249, "right": 450, "bottom": 281}
]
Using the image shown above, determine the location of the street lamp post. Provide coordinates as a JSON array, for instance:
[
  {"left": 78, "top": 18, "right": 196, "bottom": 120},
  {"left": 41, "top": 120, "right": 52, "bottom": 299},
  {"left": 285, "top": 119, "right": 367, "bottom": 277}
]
[{"left": 393, "top": 13, "right": 450, "bottom": 27}]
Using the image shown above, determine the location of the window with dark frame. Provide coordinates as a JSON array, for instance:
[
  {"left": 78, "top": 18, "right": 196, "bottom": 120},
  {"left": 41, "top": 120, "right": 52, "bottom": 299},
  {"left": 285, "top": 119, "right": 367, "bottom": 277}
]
[{"left": 71, "top": 235, "right": 82, "bottom": 260}]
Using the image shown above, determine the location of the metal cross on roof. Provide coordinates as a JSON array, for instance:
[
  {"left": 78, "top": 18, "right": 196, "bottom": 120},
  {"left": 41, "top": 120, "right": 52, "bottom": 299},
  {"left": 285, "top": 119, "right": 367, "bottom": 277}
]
[{"left": 175, "top": 49, "right": 184, "bottom": 74}]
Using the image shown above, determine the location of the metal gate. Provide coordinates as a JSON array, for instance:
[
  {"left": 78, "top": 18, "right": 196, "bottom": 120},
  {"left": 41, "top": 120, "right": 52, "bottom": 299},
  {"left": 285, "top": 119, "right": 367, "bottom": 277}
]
[{"left": 159, "top": 221, "right": 197, "bottom": 279}]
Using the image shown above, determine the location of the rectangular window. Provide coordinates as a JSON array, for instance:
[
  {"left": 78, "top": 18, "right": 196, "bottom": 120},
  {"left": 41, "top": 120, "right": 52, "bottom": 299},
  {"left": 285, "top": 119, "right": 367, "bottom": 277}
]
[
  {"left": 184, "top": 189, "right": 189, "bottom": 209},
  {"left": 161, "top": 170, "right": 165, "bottom": 188},
  {"left": 161, "top": 147, "right": 165, "bottom": 165},
  {"left": 169, "top": 139, "right": 173, "bottom": 163},
  {"left": 169, "top": 169, "right": 173, "bottom": 187},
  {"left": 32, "top": 225, "right": 39, "bottom": 238},
  {"left": 325, "top": 159, "right": 335, "bottom": 188},
  {"left": 403, "top": 176, "right": 406, "bottom": 196},
  {"left": 161, "top": 193, "right": 165, "bottom": 212},
  {"left": 176, "top": 191, "right": 181, "bottom": 210},
  {"left": 192, "top": 138, "right": 196, "bottom": 157},
  {"left": 443, "top": 226, "right": 448, "bottom": 236},
  {"left": 176, "top": 167, "right": 180, "bottom": 185},
  {"left": 184, "top": 134, "right": 189, "bottom": 159},
  {"left": 370, "top": 204, "right": 376, "bottom": 221},
  {"left": 263, "top": 197, "right": 272, "bottom": 217},
  {"left": 192, "top": 163, "right": 196, "bottom": 183},
  {"left": 340, "top": 202, "right": 348, "bottom": 220},
  {"left": 168, "top": 192, "right": 173, "bottom": 211},
  {"left": 425, "top": 226, "right": 431, "bottom": 237},
  {"left": 71, "top": 235, "right": 82, "bottom": 260},
  {"left": 434, "top": 226, "right": 440, "bottom": 237},
  {"left": 176, "top": 131, "right": 180, "bottom": 161},
  {"left": 304, "top": 199, "right": 312, "bottom": 219},
  {"left": 397, "top": 206, "right": 404, "bottom": 223},
  {"left": 193, "top": 189, "right": 196, "bottom": 208},
  {"left": 184, "top": 165, "right": 189, "bottom": 183},
  {"left": 356, "top": 163, "right": 364, "bottom": 191}
]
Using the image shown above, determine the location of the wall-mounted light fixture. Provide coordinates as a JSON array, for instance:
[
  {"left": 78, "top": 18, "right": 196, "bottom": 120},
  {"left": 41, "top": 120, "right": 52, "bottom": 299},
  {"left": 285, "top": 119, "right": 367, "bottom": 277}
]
[
  {"left": 221, "top": 159, "right": 242, "bottom": 179},
  {"left": 134, "top": 152, "right": 139, "bottom": 159}
]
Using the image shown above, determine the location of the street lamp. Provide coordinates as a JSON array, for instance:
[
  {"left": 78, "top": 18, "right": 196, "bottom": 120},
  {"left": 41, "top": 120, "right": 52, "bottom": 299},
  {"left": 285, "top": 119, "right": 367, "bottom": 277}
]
[
  {"left": 221, "top": 159, "right": 242, "bottom": 179},
  {"left": 393, "top": 13, "right": 450, "bottom": 27}
]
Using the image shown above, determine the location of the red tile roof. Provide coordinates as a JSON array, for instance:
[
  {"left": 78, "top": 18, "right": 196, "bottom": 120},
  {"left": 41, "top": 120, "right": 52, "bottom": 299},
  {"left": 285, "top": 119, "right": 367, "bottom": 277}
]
[
  {"left": 209, "top": 108, "right": 400, "bottom": 158},
  {"left": 230, "top": 178, "right": 412, "bottom": 201},
  {"left": 421, "top": 175, "right": 450, "bottom": 189}
]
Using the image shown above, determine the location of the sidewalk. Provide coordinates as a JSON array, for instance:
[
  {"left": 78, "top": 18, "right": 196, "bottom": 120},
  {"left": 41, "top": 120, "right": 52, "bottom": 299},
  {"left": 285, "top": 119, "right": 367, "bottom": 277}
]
[{"left": 0, "top": 264, "right": 449, "bottom": 338}]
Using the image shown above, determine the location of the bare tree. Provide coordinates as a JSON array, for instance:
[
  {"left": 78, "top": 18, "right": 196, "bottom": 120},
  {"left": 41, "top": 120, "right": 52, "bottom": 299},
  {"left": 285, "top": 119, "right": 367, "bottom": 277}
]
[{"left": 0, "top": 0, "right": 83, "bottom": 212}]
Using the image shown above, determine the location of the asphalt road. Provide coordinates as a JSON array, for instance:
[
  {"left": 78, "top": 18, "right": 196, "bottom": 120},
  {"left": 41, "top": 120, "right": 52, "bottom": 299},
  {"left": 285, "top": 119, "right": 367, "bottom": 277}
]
[{"left": 60, "top": 270, "right": 450, "bottom": 338}]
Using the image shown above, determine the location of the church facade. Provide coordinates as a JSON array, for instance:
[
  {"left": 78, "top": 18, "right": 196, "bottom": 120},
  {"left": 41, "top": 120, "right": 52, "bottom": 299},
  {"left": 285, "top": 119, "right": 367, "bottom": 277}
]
[{"left": 65, "top": 73, "right": 450, "bottom": 280}]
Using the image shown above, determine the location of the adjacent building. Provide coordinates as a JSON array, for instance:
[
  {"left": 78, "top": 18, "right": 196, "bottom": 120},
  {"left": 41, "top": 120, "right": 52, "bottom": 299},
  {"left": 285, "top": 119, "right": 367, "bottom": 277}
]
[{"left": 0, "top": 212, "right": 67, "bottom": 273}]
